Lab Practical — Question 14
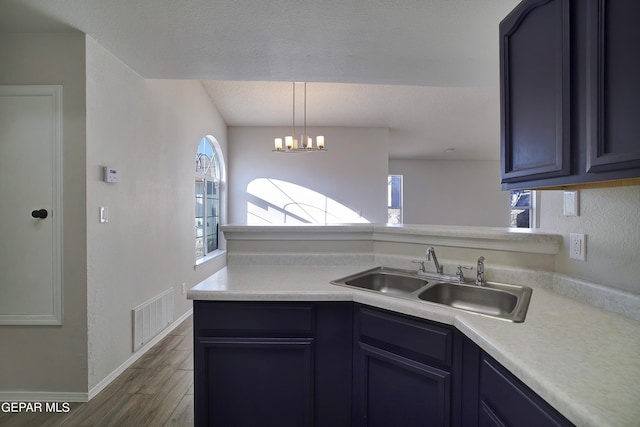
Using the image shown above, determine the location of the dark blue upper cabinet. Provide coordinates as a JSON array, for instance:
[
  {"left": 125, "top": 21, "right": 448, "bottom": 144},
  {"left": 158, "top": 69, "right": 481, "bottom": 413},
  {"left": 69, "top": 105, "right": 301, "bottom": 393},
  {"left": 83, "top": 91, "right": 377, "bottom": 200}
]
[
  {"left": 501, "top": 0, "right": 640, "bottom": 189},
  {"left": 500, "top": 0, "right": 571, "bottom": 184},
  {"left": 586, "top": 0, "right": 640, "bottom": 173}
]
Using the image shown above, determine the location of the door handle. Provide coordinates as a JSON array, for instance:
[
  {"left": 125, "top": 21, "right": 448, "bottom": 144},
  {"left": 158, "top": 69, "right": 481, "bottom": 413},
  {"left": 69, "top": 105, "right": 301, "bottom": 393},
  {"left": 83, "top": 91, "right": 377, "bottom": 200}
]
[{"left": 31, "top": 209, "right": 48, "bottom": 219}]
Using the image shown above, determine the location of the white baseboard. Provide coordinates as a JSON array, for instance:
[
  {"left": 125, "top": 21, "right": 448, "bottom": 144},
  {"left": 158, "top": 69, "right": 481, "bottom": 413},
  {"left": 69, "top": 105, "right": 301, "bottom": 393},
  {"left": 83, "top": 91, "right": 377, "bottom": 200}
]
[
  {"left": 88, "top": 308, "right": 193, "bottom": 400},
  {"left": 0, "top": 309, "right": 193, "bottom": 403},
  {"left": 0, "top": 391, "right": 88, "bottom": 402}
]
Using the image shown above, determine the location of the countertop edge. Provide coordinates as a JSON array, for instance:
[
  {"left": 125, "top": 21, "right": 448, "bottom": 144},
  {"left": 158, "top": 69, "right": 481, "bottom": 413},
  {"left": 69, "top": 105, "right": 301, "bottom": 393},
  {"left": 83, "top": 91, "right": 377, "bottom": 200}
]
[{"left": 221, "top": 224, "right": 563, "bottom": 254}]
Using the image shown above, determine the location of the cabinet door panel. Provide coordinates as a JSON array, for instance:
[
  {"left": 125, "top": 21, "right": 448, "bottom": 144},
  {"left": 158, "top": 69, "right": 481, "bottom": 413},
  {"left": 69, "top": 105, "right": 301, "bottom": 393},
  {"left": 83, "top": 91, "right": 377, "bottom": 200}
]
[
  {"left": 354, "top": 342, "right": 450, "bottom": 427},
  {"left": 480, "top": 355, "right": 573, "bottom": 427},
  {"left": 195, "top": 337, "right": 314, "bottom": 427},
  {"left": 500, "top": 0, "right": 571, "bottom": 183},
  {"left": 586, "top": 0, "right": 640, "bottom": 173}
]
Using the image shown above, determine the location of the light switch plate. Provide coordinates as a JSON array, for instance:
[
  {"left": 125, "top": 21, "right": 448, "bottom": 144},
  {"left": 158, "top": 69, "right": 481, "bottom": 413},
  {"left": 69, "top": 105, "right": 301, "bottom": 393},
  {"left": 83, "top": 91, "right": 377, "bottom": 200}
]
[
  {"left": 569, "top": 233, "right": 586, "bottom": 261},
  {"left": 563, "top": 191, "right": 579, "bottom": 216},
  {"left": 99, "top": 206, "right": 109, "bottom": 223}
]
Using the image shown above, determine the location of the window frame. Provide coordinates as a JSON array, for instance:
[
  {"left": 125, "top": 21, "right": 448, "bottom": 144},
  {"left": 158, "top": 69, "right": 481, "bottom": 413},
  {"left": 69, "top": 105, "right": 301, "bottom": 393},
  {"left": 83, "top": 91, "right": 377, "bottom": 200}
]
[
  {"left": 509, "top": 189, "right": 538, "bottom": 228},
  {"left": 195, "top": 136, "right": 226, "bottom": 266}
]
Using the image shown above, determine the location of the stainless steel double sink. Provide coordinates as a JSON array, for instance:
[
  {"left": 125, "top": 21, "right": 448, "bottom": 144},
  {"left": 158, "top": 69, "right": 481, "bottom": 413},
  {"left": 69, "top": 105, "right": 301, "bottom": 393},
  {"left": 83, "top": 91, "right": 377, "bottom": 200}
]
[{"left": 331, "top": 266, "right": 532, "bottom": 322}]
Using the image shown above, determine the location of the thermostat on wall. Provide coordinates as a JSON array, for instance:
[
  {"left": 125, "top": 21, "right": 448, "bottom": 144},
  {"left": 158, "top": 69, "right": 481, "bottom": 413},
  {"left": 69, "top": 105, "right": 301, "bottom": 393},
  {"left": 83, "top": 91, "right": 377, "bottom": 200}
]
[{"left": 103, "top": 166, "right": 119, "bottom": 183}]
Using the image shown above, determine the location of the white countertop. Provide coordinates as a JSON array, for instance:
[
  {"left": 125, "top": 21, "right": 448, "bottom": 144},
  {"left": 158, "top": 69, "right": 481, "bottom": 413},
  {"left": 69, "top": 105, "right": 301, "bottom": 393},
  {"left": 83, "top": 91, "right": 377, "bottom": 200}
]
[{"left": 189, "top": 264, "right": 640, "bottom": 427}]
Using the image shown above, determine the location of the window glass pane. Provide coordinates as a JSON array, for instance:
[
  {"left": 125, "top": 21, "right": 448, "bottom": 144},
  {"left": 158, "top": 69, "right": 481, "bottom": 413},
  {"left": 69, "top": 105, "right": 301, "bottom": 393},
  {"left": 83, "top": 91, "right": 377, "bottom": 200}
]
[
  {"left": 510, "top": 190, "right": 531, "bottom": 208},
  {"left": 387, "top": 175, "right": 403, "bottom": 224},
  {"left": 510, "top": 190, "right": 532, "bottom": 228},
  {"left": 388, "top": 176, "right": 402, "bottom": 208},
  {"left": 207, "top": 235, "right": 216, "bottom": 254},
  {"left": 195, "top": 179, "right": 205, "bottom": 257},
  {"left": 206, "top": 180, "right": 218, "bottom": 252},
  {"left": 196, "top": 138, "right": 217, "bottom": 179},
  {"left": 195, "top": 180, "right": 204, "bottom": 217},
  {"left": 195, "top": 237, "right": 204, "bottom": 258},
  {"left": 195, "top": 220, "right": 204, "bottom": 238},
  {"left": 210, "top": 151, "right": 220, "bottom": 181}
]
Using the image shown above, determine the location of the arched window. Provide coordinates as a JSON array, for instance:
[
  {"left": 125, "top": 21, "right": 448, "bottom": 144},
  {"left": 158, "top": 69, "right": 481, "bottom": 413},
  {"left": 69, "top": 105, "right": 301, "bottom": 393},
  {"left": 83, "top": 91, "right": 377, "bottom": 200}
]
[{"left": 195, "top": 137, "right": 222, "bottom": 258}]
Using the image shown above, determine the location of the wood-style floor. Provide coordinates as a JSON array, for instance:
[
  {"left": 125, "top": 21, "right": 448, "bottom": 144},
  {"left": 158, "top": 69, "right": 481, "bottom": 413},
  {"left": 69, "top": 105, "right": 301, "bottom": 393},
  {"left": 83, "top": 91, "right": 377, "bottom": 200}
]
[{"left": 0, "top": 316, "right": 194, "bottom": 427}]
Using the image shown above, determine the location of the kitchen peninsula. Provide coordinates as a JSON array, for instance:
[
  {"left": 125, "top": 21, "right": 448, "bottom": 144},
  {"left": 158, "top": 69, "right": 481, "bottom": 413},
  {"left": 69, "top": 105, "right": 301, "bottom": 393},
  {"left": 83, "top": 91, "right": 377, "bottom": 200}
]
[{"left": 188, "top": 224, "right": 640, "bottom": 427}]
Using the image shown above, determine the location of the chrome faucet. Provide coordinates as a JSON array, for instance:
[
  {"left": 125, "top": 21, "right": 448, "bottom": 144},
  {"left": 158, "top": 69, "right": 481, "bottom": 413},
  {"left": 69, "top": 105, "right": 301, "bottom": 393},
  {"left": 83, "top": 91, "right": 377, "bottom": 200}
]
[
  {"left": 476, "top": 256, "right": 486, "bottom": 286},
  {"left": 412, "top": 259, "right": 427, "bottom": 274},
  {"left": 456, "top": 265, "right": 473, "bottom": 283},
  {"left": 426, "top": 247, "right": 443, "bottom": 275}
]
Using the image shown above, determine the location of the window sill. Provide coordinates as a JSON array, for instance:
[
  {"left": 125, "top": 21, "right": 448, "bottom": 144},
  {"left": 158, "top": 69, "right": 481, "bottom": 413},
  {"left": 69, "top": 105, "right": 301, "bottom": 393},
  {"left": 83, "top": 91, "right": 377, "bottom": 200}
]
[{"left": 194, "top": 250, "right": 226, "bottom": 271}]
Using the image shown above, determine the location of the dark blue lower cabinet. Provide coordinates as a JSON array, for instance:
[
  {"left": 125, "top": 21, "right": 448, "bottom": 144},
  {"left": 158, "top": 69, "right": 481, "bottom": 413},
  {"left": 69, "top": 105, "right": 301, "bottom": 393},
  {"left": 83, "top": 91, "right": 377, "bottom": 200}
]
[
  {"left": 193, "top": 301, "right": 352, "bottom": 427},
  {"left": 478, "top": 353, "right": 574, "bottom": 427},
  {"left": 194, "top": 301, "right": 574, "bottom": 426},
  {"left": 196, "top": 337, "right": 314, "bottom": 427},
  {"left": 352, "top": 305, "right": 454, "bottom": 427},
  {"left": 353, "top": 342, "right": 451, "bottom": 427}
]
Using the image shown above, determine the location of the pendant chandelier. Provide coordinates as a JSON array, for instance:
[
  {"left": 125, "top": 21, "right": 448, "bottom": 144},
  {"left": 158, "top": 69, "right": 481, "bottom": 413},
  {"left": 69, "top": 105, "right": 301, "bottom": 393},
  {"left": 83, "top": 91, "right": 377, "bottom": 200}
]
[{"left": 273, "top": 82, "right": 326, "bottom": 153}]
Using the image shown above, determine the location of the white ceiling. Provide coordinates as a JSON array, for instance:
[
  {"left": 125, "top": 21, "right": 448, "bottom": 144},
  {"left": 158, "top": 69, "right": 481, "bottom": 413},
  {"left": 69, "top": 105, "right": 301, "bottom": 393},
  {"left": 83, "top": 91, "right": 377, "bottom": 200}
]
[{"left": 1, "top": 0, "right": 520, "bottom": 160}]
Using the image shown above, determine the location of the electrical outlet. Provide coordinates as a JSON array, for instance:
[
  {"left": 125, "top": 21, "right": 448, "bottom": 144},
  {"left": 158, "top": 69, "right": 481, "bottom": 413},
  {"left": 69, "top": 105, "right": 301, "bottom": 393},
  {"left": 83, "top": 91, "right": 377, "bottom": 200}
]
[{"left": 569, "top": 233, "right": 586, "bottom": 261}]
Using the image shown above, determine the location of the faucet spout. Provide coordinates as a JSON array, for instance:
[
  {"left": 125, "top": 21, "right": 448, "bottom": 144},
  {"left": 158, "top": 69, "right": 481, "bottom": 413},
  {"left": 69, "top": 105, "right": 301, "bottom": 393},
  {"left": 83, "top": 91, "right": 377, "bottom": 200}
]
[{"left": 426, "top": 247, "right": 443, "bottom": 275}]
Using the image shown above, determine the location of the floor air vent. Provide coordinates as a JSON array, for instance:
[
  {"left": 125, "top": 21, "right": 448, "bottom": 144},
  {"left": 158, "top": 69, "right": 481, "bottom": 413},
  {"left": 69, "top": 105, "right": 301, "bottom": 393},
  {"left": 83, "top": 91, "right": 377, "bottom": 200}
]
[{"left": 132, "top": 288, "right": 174, "bottom": 351}]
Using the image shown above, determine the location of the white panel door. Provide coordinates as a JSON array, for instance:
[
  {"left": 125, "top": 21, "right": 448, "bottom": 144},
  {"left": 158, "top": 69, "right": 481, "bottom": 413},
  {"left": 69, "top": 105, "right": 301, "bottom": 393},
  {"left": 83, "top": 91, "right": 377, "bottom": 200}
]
[{"left": 0, "top": 85, "right": 62, "bottom": 324}]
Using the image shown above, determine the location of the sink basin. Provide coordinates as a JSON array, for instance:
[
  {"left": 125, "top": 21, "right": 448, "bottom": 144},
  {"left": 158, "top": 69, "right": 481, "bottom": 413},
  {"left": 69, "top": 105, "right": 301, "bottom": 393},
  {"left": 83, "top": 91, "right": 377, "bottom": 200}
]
[
  {"left": 418, "top": 282, "right": 531, "bottom": 322},
  {"left": 331, "top": 266, "right": 532, "bottom": 322},
  {"left": 331, "top": 267, "right": 429, "bottom": 295}
]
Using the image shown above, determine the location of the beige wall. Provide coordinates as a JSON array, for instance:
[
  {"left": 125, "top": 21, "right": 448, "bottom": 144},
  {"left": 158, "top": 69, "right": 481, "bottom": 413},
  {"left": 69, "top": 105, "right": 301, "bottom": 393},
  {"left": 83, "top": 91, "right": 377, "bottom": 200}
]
[
  {"left": 390, "top": 158, "right": 640, "bottom": 294},
  {"left": 228, "top": 126, "right": 389, "bottom": 224},
  {"left": 0, "top": 33, "right": 88, "bottom": 395},
  {"left": 539, "top": 186, "right": 640, "bottom": 294},
  {"left": 85, "top": 36, "right": 228, "bottom": 390},
  {"left": 389, "top": 159, "right": 510, "bottom": 226},
  {"left": 0, "top": 32, "right": 229, "bottom": 397}
]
